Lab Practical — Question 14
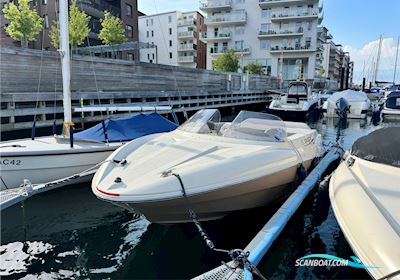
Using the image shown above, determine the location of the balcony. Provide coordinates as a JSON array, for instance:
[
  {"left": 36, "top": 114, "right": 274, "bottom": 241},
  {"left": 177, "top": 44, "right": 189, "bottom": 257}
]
[
  {"left": 178, "top": 55, "right": 196, "bottom": 63},
  {"left": 177, "top": 18, "right": 197, "bottom": 27},
  {"left": 200, "top": 32, "right": 231, "bottom": 41},
  {"left": 205, "top": 11, "right": 247, "bottom": 26},
  {"left": 200, "top": 0, "right": 232, "bottom": 12},
  {"left": 77, "top": 0, "right": 121, "bottom": 19},
  {"left": 270, "top": 10, "right": 319, "bottom": 22},
  {"left": 259, "top": 0, "right": 319, "bottom": 8},
  {"left": 178, "top": 43, "right": 196, "bottom": 51},
  {"left": 270, "top": 45, "right": 316, "bottom": 54},
  {"left": 178, "top": 31, "right": 196, "bottom": 39},
  {"left": 210, "top": 46, "right": 251, "bottom": 55},
  {"left": 257, "top": 28, "right": 303, "bottom": 38}
]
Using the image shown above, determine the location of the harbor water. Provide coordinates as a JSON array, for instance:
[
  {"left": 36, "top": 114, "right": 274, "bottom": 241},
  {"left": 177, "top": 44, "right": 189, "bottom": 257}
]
[{"left": 1, "top": 116, "right": 398, "bottom": 279}]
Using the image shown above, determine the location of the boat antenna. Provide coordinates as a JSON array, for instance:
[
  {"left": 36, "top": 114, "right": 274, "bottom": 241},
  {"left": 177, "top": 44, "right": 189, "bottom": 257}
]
[
  {"left": 394, "top": 35, "right": 399, "bottom": 85},
  {"left": 59, "top": 0, "right": 73, "bottom": 136}
]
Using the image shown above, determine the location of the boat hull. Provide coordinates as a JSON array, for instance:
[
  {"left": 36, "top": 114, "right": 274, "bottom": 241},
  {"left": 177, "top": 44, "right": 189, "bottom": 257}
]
[
  {"left": 100, "top": 160, "right": 312, "bottom": 223},
  {"left": 329, "top": 156, "right": 400, "bottom": 279},
  {"left": 1, "top": 149, "right": 116, "bottom": 190}
]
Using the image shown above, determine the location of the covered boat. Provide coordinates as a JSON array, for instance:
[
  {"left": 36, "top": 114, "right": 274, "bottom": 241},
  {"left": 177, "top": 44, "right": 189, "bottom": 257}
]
[
  {"left": 382, "top": 91, "right": 400, "bottom": 120},
  {"left": 329, "top": 127, "right": 400, "bottom": 280},
  {"left": 92, "top": 109, "right": 322, "bottom": 224},
  {"left": 0, "top": 113, "right": 177, "bottom": 190},
  {"left": 322, "top": 89, "right": 370, "bottom": 119}
]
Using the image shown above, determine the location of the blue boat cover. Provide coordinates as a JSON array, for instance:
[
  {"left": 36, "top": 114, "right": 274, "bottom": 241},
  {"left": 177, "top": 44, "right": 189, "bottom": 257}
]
[{"left": 75, "top": 113, "right": 178, "bottom": 142}]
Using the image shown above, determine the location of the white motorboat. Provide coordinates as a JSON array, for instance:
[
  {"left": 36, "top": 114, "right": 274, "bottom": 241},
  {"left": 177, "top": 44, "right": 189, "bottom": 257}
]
[
  {"left": 268, "top": 81, "right": 320, "bottom": 119},
  {"left": 322, "top": 89, "right": 371, "bottom": 119},
  {"left": 329, "top": 127, "right": 400, "bottom": 280},
  {"left": 92, "top": 109, "right": 322, "bottom": 224},
  {"left": 0, "top": 113, "right": 178, "bottom": 190},
  {"left": 382, "top": 91, "right": 400, "bottom": 121},
  {"left": 0, "top": 0, "right": 177, "bottom": 190}
]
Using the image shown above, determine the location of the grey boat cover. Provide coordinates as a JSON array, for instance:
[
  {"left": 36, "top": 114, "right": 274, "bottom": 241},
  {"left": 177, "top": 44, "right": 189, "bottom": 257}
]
[{"left": 351, "top": 127, "right": 400, "bottom": 167}]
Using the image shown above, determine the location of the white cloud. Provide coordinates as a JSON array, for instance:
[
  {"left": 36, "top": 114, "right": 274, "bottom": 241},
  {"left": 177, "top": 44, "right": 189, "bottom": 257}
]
[{"left": 343, "top": 37, "right": 399, "bottom": 84}]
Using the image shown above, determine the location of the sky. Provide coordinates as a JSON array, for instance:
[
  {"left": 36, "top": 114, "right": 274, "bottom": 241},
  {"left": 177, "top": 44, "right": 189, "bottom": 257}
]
[{"left": 138, "top": 0, "right": 400, "bottom": 84}]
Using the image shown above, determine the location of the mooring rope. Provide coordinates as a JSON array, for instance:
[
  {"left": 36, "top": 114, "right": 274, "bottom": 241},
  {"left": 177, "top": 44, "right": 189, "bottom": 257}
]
[{"left": 171, "top": 172, "right": 268, "bottom": 280}]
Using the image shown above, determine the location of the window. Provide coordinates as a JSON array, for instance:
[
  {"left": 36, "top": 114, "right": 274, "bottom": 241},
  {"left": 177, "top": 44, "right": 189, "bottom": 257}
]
[
  {"left": 151, "top": 30, "right": 154, "bottom": 37},
  {"left": 260, "top": 23, "right": 270, "bottom": 32},
  {"left": 43, "top": 14, "right": 49, "bottom": 29},
  {"left": 146, "top": 31, "right": 149, "bottom": 38},
  {"left": 260, "top": 40, "right": 269, "bottom": 49},
  {"left": 126, "top": 3, "right": 132, "bottom": 17},
  {"left": 152, "top": 53, "right": 155, "bottom": 59},
  {"left": 168, "top": 15, "right": 172, "bottom": 23},
  {"left": 307, "top": 21, "right": 312, "bottom": 31},
  {"left": 169, "top": 28, "right": 172, "bottom": 35},
  {"left": 169, "top": 52, "right": 173, "bottom": 59},
  {"left": 169, "top": 40, "right": 172, "bottom": 47},
  {"left": 42, "top": 0, "right": 47, "bottom": 4},
  {"left": 261, "top": 8, "right": 271, "bottom": 18},
  {"left": 146, "top": 19, "right": 149, "bottom": 26},
  {"left": 151, "top": 19, "right": 154, "bottom": 26},
  {"left": 235, "top": 26, "right": 245, "bottom": 35},
  {"left": 147, "top": 54, "right": 150, "bottom": 60},
  {"left": 126, "top": 25, "right": 133, "bottom": 38},
  {"left": 127, "top": 53, "right": 134, "bottom": 60}
]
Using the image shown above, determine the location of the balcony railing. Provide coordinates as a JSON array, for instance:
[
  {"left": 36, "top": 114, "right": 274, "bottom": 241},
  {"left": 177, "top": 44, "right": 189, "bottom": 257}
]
[
  {"left": 178, "top": 18, "right": 197, "bottom": 26},
  {"left": 178, "top": 31, "right": 196, "bottom": 38},
  {"left": 271, "top": 10, "right": 319, "bottom": 21},
  {"left": 205, "top": 11, "right": 247, "bottom": 25},
  {"left": 210, "top": 46, "right": 251, "bottom": 54},
  {"left": 259, "top": 0, "right": 319, "bottom": 7},
  {"left": 200, "top": 0, "right": 232, "bottom": 11},
  {"left": 258, "top": 27, "right": 303, "bottom": 37},
  {"left": 178, "top": 55, "right": 196, "bottom": 63},
  {"left": 178, "top": 44, "right": 196, "bottom": 51},
  {"left": 270, "top": 45, "right": 315, "bottom": 52},
  {"left": 200, "top": 32, "right": 231, "bottom": 40},
  {"left": 77, "top": 0, "right": 121, "bottom": 18}
]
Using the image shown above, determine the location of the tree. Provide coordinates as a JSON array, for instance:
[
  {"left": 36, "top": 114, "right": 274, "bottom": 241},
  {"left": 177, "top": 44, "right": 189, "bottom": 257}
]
[
  {"left": 212, "top": 49, "right": 240, "bottom": 73},
  {"left": 2, "top": 0, "right": 43, "bottom": 48},
  {"left": 244, "top": 62, "right": 264, "bottom": 75},
  {"left": 98, "top": 11, "right": 127, "bottom": 46},
  {"left": 49, "top": 0, "right": 91, "bottom": 49}
]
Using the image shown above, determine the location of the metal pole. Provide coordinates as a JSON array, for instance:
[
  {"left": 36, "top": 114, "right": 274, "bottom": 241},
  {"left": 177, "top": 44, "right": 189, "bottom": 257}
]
[
  {"left": 394, "top": 36, "right": 399, "bottom": 85},
  {"left": 59, "top": 0, "right": 73, "bottom": 136}
]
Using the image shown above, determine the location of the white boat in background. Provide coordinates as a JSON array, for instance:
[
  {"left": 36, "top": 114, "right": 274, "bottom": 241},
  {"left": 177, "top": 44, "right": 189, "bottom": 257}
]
[
  {"left": 322, "top": 89, "right": 371, "bottom": 119},
  {"left": 92, "top": 109, "right": 322, "bottom": 224},
  {"left": 382, "top": 91, "right": 400, "bottom": 121},
  {"left": 329, "top": 127, "right": 400, "bottom": 280},
  {"left": 268, "top": 81, "right": 320, "bottom": 119},
  {"left": 0, "top": 0, "right": 178, "bottom": 190}
]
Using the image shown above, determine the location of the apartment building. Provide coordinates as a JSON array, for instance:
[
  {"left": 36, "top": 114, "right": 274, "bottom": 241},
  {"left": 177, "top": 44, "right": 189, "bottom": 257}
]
[
  {"left": 138, "top": 11, "right": 206, "bottom": 68},
  {"left": 321, "top": 41, "right": 352, "bottom": 88},
  {"left": 0, "top": 0, "right": 139, "bottom": 60},
  {"left": 200, "top": 0, "right": 323, "bottom": 82}
]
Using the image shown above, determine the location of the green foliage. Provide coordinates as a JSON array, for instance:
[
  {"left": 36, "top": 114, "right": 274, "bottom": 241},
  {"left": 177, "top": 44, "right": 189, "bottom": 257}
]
[
  {"left": 212, "top": 49, "right": 240, "bottom": 73},
  {"left": 244, "top": 62, "right": 264, "bottom": 75},
  {"left": 49, "top": 0, "right": 91, "bottom": 48},
  {"left": 2, "top": 0, "right": 43, "bottom": 47},
  {"left": 98, "top": 11, "right": 127, "bottom": 46}
]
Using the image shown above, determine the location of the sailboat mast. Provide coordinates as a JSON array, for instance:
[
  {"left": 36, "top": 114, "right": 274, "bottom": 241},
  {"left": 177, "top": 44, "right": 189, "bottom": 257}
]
[
  {"left": 59, "top": 0, "right": 73, "bottom": 136},
  {"left": 394, "top": 36, "right": 399, "bottom": 85},
  {"left": 374, "top": 34, "right": 383, "bottom": 86}
]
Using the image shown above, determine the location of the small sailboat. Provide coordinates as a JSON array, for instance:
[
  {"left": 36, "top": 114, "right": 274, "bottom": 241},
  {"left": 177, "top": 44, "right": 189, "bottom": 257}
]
[
  {"left": 322, "top": 89, "right": 370, "bottom": 119},
  {"left": 329, "top": 127, "right": 400, "bottom": 280},
  {"left": 92, "top": 109, "right": 322, "bottom": 224},
  {"left": 382, "top": 91, "right": 400, "bottom": 121},
  {"left": 267, "top": 81, "right": 320, "bottom": 120},
  {"left": 0, "top": 1, "right": 177, "bottom": 190}
]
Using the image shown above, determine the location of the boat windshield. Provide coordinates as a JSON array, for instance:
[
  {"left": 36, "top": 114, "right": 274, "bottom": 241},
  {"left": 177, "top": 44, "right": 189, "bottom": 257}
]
[
  {"left": 179, "top": 110, "right": 287, "bottom": 142},
  {"left": 288, "top": 84, "right": 307, "bottom": 95},
  {"left": 179, "top": 109, "right": 221, "bottom": 133},
  {"left": 220, "top": 111, "right": 287, "bottom": 142}
]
